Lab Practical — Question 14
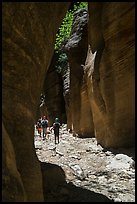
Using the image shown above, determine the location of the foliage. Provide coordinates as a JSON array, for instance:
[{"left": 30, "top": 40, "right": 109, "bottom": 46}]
[
  {"left": 55, "top": 2, "right": 88, "bottom": 75},
  {"left": 54, "top": 2, "right": 88, "bottom": 53}
]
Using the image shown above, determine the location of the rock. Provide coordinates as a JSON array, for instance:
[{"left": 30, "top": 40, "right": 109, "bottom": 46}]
[
  {"left": 87, "top": 2, "right": 135, "bottom": 148},
  {"left": 2, "top": 3, "right": 70, "bottom": 201},
  {"left": 69, "top": 164, "right": 85, "bottom": 180},
  {"left": 106, "top": 154, "right": 134, "bottom": 170},
  {"left": 34, "top": 141, "right": 42, "bottom": 149},
  {"left": 63, "top": 8, "right": 95, "bottom": 138},
  {"left": 36, "top": 124, "right": 135, "bottom": 202},
  {"left": 56, "top": 150, "right": 64, "bottom": 156}
]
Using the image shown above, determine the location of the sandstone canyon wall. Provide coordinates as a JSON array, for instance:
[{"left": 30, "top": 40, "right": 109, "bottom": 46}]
[
  {"left": 62, "top": 3, "right": 134, "bottom": 148},
  {"left": 86, "top": 2, "right": 135, "bottom": 147},
  {"left": 40, "top": 53, "right": 67, "bottom": 126},
  {"left": 2, "top": 2, "right": 135, "bottom": 202},
  {"left": 64, "top": 8, "right": 94, "bottom": 137},
  {"left": 2, "top": 2, "right": 70, "bottom": 201}
]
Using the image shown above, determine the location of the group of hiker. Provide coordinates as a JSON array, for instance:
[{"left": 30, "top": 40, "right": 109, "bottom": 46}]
[{"left": 35, "top": 116, "right": 61, "bottom": 144}]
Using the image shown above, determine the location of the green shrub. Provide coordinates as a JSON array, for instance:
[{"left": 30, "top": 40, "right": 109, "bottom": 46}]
[{"left": 55, "top": 2, "right": 88, "bottom": 53}]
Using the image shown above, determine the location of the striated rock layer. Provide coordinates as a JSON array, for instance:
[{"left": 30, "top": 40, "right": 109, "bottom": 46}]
[
  {"left": 64, "top": 8, "right": 94, "bottom": 137},
  {"left": 2, "top": 2, "right": 70, "bottom": 201},
  {"left": 86, "top": 2, "right": 135, "bottom": 147},
  {"left": 2, "top": 1, "right": 135, "bottom": 202}
]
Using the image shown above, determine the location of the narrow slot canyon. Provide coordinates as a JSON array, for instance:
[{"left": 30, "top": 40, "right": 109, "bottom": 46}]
[
  {"left": 34, "top": 126, "right": 135, "bottom": 202},
  {"left": 2, "top": 2, "right": 135, "bottom": 202}
]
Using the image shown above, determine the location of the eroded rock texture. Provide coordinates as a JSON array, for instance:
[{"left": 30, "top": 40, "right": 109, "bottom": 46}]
[
  {"left": 2, "top": 2, "right": 70, "bottom": 201},
  {"left": 86, "top": 2, "right": 135, "bottom": 147},
  {"left": 62, "top": 63, "right": 71, "bottom": 129},
  {"left": 64, "top": 8, "right": 94, "bottom": 137},
  {"left": 40, "top": 53, "right": 67, "bottom": 126},
  {"left": 2, "top": 1, "right": 135, "bottom": 202}
]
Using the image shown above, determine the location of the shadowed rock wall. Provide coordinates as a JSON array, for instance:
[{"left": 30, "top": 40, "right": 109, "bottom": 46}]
[
  {"left": 2, "top": 2, "right": 70, "bottom": 201},
  {"left": 40, "top": 53, "right": 67, "bottom": 126}
]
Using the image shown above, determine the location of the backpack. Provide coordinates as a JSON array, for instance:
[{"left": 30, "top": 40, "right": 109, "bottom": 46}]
[
  {"left": 53, "top": 122, "right": 60, "bottom": 133},
  {"left": 42, "top": 119, "right": 48, "bottom": 128}
]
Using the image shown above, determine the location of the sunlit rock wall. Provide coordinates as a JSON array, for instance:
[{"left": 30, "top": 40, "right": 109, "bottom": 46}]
[
  {"left": 86, "top": 2, "right": 135, "bottom": 147},
  {"left": 64, "top": 8, "right": 94, "bottom": 137}
]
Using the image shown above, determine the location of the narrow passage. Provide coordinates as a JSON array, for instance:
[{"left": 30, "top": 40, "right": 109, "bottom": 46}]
[{"left": 34, "top": 124, "right": 135, "bottom": 202}]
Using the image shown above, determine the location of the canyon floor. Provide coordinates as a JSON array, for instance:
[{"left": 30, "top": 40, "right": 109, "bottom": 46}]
[{"left": 34, "top": 124, "right": 135, "bottom": 202}]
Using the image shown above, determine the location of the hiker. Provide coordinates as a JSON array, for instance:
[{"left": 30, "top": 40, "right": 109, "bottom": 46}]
[
  {"left": 41, "top": 116, "right": 48, "bottom": 140},
  {"left": 36, "top": 118, "right": 42, "bottom": 138},
  {"left": 51, "top": 118, "right": 61, "bottom": 144}
]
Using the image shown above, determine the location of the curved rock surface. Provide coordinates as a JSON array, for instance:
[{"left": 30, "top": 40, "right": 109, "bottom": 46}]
[
  {"left": 87, "top": 2, "right": 135, "bottom": 147},
  {"left": 2, "top": 2, "right": 70, "bottom": 201},
  {"left": 64, "top": 8, "right": 94, "bottom": 137},
  {"left": 2, "top": 2, "right": 135, "bottom": 202}
]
